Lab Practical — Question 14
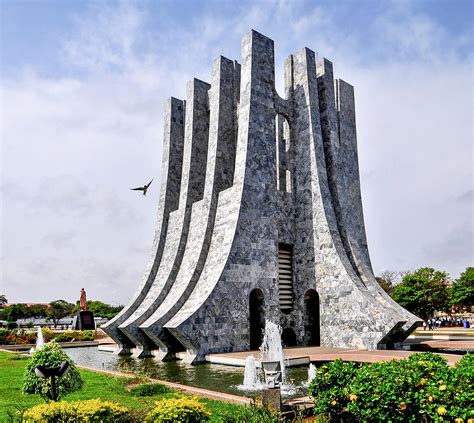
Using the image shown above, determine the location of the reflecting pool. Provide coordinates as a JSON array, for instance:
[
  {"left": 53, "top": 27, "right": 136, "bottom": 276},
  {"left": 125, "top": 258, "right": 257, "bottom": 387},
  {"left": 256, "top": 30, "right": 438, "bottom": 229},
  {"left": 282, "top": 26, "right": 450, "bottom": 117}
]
[{"left": 65, "top": 347, "right": 311, "bottom": 398}]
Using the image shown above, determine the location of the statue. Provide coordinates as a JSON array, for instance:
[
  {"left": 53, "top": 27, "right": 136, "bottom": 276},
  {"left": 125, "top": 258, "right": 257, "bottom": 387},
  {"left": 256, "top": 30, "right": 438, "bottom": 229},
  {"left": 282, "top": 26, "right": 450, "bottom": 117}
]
[
  {"left": 79, "top": 288, "right": 87, "bottom": 311},
  {"left": 72, "top": 288, "right": 95, "bottom": 331}
]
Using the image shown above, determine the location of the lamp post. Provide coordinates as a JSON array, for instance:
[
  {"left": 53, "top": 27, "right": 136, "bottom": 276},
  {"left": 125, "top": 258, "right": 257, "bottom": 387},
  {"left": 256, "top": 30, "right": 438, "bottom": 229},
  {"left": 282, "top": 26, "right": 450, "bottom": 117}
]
[{"left": 34, "top": 361, "right": 69, "bottom": 401}]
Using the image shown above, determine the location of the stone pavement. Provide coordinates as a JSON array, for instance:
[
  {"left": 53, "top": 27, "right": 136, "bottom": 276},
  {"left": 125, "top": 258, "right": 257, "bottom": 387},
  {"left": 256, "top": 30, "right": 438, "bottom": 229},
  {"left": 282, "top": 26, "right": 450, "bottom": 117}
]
[{"left": 206, "top": 345, "right": 462, "bottom": 367}]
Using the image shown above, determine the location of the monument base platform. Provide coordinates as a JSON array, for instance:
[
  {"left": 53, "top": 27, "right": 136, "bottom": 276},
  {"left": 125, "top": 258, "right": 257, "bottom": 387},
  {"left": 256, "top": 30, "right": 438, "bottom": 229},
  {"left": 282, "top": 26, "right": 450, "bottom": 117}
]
[{"left": 72, "top": 310, "right": 95, "bottom": 330}]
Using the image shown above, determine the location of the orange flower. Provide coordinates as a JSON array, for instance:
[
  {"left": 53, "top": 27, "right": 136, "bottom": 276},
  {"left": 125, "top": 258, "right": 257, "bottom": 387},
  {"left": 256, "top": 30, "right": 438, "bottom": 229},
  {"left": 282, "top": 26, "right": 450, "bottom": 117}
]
[
  {"left": 399, "top": 403, "right": 407, "bottom": 410},
  {"left": 331, "top": 400, "right": 337, "bottom": 406}
]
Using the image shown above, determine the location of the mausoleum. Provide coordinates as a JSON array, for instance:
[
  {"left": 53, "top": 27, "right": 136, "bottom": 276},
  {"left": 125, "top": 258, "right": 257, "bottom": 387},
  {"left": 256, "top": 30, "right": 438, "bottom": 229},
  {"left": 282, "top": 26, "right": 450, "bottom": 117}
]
[{"left": 103, "top": 30, "right": 419, "bottom": 363}]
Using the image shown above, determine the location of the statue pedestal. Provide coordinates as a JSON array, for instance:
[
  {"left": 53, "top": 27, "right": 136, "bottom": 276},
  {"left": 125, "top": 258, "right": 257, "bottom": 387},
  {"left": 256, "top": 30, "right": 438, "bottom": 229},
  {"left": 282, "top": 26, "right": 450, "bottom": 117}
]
[{"left": 72, "top": 310, "right": 95, "bottom": 330}]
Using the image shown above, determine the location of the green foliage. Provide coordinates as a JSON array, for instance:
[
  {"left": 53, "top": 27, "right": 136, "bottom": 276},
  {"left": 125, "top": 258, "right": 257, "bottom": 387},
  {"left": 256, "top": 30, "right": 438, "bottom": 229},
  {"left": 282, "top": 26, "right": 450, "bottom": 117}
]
[
  {"left": 213, "top": 402, "right": 279, "bottom": 422},
  {"left": 1, "top": 352, "right": 269, "bottom": 422},
  {"left": 23, "top": 398, "right": 129, "bottom": 422},
  {"left": 145, "top": 396, "right": 211, "bottom": 422},
  {"left": 1, "top": 303, "right": 48, "bottom": 322},
  {"left": 0, "top": 329, "right": 36, "bottom": 345},
  {"left": 54, "top": 330, "right": 95, "bottom": 342},
  {"left": 7, "top": 321, "right": 18, "bottom": 329},
  {"left": 450, "top": 267, "right": 474, "bottom": 311},
  {"left": 392, "top": 267, "right": 450, "bottom": 319},
  {"left": 308, "top": 352, "right": 474, "bottom": 422},
  {"left": 308, "top": 359, "right": 360, "bottom": 420},
  {"left": 130, "top": 383, "right": 173, "bottom": 397},
  {"left": 74, "top": 300, "right": 124, "bottom": 319},
  {"left": 22, "top": 341, "right": 83, "bottom": 401},
  {"left": 46, "top": 300, "right": 75, "bottom": 328},
  {"left": 0, "top": 329, "right": 95, "bottom": 345}
]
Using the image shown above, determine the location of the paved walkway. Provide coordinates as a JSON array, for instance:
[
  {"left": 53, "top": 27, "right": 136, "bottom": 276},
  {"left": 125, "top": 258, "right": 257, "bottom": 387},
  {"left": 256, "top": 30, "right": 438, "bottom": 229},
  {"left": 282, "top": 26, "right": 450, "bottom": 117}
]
[{"left": 207, "top": 345, "right": 462, "bottom": 367}]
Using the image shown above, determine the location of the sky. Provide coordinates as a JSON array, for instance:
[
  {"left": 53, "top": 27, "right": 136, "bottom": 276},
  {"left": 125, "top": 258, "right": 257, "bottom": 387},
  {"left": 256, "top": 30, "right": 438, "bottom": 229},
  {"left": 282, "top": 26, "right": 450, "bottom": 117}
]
[{"left": 1, "top": 0, "right": 473, "bottom": 305}]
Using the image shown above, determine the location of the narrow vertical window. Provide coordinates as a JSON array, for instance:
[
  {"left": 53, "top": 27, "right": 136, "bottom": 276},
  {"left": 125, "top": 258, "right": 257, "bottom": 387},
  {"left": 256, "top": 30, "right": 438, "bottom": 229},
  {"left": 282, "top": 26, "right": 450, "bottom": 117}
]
[{"left": 278, "top": 244, "right": 293, "bottom": 313}]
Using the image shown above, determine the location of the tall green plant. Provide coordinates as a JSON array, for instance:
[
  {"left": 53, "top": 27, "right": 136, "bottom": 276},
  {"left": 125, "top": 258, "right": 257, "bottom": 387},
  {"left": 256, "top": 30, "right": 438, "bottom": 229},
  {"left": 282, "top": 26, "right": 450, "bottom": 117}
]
[{"left": 22, "top": 340, "right": 83, "bottom": 401}]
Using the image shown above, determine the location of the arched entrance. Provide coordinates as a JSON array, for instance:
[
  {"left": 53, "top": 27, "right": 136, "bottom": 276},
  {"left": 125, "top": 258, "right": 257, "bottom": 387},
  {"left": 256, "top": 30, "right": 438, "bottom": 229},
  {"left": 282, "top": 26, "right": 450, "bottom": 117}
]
[
  {"left": 281, "top": 327, "right": 297, "bottom": 347},
  {"left": 249, "top": 289, "right": 265, "bottom": 350},
  {"left": 304, "top": 289, "right": 320, "bottom": 346}
]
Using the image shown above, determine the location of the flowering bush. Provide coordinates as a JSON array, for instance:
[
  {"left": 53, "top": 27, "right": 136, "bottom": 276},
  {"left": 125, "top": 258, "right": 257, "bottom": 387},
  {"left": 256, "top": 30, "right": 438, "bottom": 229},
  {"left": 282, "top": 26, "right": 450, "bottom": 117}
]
[
  {"left": 308, "top": 352, "right": 474, "bottom": 422},
  {"left": 308, "top": 359, "right": 360, "bottom": 420},
  {"left": 22, "top": 340, "right": 83, "bottom": 401},
  {"left": 0, "top": 329, "right": 36, "bottom": 345},
  {"left": 23, "top": 399, "right": 129, "bottom": 422},
  {"left": 0, "top": 329, "right": 95, "bottom": 345},
  {"left": 145, "top": 396, "right": 211, "bottom": 422}
]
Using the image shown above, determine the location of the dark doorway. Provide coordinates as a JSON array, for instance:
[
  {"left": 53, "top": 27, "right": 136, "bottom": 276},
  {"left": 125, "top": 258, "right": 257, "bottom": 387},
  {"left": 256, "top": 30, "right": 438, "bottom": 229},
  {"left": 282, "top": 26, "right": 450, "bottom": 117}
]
[
  {"left": 162, "top": 328, "right": 186, "bottom": 353},
  {"left": 249, "top": 289, "right": 265, "bottom": 350},
  {"left": 305, "top": 289, "right": 320, "bottom": 346},
  {"left": 281, "top": 327, "right": 297, "bottom": 347}
]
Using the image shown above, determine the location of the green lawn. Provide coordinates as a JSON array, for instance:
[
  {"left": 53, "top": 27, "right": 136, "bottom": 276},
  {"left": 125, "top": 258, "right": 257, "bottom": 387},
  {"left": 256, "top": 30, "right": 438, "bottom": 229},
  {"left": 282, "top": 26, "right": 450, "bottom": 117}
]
[{"left": 0, "top": 352, "right": 276, "bottom": 422}]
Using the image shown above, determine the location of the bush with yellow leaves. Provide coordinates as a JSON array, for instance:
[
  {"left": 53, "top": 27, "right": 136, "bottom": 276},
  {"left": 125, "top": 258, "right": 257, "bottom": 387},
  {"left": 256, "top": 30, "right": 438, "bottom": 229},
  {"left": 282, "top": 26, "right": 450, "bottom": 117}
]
[
  {"left": 23, "top": 398, "right": 129, "bottom": 422},
  {"left": 145, "top": 396, "right": 211, "bottom": 423}
]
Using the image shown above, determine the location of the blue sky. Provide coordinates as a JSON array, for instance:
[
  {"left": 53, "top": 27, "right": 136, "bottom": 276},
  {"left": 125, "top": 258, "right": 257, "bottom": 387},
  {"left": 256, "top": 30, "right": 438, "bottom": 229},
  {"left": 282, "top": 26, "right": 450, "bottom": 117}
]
[{"left": 1, "top": 0, "right": 473, "bottom": 304}]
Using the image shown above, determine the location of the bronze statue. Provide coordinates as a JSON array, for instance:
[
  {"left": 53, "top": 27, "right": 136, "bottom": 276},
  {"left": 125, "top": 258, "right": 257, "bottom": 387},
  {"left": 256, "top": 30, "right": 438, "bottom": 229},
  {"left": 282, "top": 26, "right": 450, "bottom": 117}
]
[{"left": 80, "top": 288, "right": 87, "bottom": 311}]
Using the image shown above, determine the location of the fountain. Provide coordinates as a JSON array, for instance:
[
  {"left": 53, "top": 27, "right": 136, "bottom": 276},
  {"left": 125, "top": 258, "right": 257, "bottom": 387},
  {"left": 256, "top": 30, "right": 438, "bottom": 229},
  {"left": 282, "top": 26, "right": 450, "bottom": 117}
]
[
  {"left": 259, "top": 320, "right": 298, "bottom": 395},
  {"left": 238, "top": 355, "right": 262, "bottom": 391},
  {"left": 307, "top": 363, "right": 317, "bottom": 385},
  {"left": 259, "top": 321, "right": 286, "bottom": 382},
  {"left": 30, "top": 327, "right": 45, "bottom": 354}
]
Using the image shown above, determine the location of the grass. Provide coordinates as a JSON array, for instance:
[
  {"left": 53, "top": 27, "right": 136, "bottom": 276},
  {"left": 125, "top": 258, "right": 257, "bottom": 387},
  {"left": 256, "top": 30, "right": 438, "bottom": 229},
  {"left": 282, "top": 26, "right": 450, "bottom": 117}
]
[{"left": 0, "top": 351, "right": 277, "bottom": 422}]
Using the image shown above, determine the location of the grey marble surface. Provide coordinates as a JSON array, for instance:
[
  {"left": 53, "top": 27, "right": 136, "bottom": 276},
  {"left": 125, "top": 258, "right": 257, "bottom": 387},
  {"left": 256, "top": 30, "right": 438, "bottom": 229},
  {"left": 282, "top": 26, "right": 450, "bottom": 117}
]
[{"left": 103, "top": 30, "right": 419, "bottom": 361}]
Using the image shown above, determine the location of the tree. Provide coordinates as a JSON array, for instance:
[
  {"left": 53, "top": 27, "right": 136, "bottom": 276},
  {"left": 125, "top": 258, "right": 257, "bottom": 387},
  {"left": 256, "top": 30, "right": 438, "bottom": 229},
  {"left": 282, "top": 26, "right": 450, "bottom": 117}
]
[
  {"left": 46, "top": 300, "right": 75, "bottom": 328},
  {"left": 392, "top": 267, "right": 450, "bottom": 320},
  {"left": 28, "top": 304, "right": 49, "bottom": 319},
  {"left": 376, "top": 277, "right": 393, "bottom": 295},
  {"left": 74, "top": 300, "right": 123, "bottom": 319},
  {"left": 2, "top": 303, "right": 30, "bottom": 322},
  {"left": 0, "top": 295, "right": 7, "bottom": 306},
  {"left": 450, "top": 267, "right": 474, "bottom": 311}
]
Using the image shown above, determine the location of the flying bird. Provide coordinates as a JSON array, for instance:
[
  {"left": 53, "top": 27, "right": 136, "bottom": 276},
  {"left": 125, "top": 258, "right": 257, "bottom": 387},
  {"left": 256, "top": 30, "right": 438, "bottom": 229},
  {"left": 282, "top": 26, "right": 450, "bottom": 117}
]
[{"left": 131, "top": 178, "right": 154, "bottom": 196}]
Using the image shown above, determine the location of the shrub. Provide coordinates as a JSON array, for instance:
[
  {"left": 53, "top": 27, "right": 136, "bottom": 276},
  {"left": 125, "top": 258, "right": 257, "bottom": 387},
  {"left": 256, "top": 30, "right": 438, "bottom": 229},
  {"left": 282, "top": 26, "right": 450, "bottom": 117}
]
[
  {"left": 7, "top": 321, "right": 18, "bottom": 329},
  {"left": 23, "top": 399, "right": 129, "bottom": 422},
  {"left": 22, "top": 340, "right": 83, "bottom": 401},
  {"left": 0, "top": 329, "right": 12, "bottom": 344},
  {"left": 216, "top": 403, "right": 279, "bottom": 422},
  {"left": 444, "top": 353, "right": 474, "bottom": 421},
  {"left": 54, "top": 330, "right": 95, "bottom": 342},
  {"left": 346, "top": 353, "right": 449, "bottom": 422},
  {"left": 130, "top": 382, "right": 173, "bottom": 396},
  {"left": 146, "top": 396, "right": 211, "bottom": 422},
  {"left": 0, "top": 329, "right": 36, "bottom": 345},
  {"left": 41, "top": 328, "right": 55, "bottom": 342},
  {"left": 308, "top": 359, "right": 360, "bottom": 420},
  {"left": 309, "top": 353, "right": 473, "bottom": 422}
]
